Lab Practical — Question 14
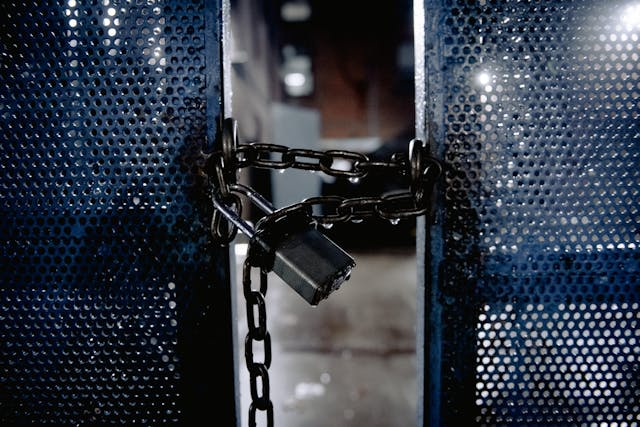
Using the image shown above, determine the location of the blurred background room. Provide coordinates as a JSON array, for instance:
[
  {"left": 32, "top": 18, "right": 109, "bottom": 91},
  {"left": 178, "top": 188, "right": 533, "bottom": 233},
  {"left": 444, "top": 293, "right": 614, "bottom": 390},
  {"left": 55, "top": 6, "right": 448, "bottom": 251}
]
[{"left": 227, "top": 1, "right": 420, "bottom": 425}]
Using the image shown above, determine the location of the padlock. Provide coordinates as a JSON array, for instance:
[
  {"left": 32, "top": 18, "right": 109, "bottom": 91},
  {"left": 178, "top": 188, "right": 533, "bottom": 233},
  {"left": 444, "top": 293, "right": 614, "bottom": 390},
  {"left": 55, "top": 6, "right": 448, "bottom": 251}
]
[{"left": 213, "top": 191, "right": 356, "bottom": 306}]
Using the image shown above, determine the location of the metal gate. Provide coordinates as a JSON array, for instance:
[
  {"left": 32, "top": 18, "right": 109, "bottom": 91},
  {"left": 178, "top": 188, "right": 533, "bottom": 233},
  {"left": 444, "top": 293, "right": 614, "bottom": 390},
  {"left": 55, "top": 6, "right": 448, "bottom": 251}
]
[
  {"left": 0, "top": 0, "right": 237, "bottom": 425},
  {"left": 418, "top": 0, "right": 640, "bottom": 425}
]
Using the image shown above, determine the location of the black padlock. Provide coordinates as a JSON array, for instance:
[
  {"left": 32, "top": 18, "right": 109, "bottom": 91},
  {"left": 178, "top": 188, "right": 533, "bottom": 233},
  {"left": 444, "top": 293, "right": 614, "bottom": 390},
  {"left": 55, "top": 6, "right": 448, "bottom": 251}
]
[
  {"left": 213, "top": 192, "right": 356, "bottom": 306},
  {"left": 250, "top": 206, "right": 355, "bottom": 305}
]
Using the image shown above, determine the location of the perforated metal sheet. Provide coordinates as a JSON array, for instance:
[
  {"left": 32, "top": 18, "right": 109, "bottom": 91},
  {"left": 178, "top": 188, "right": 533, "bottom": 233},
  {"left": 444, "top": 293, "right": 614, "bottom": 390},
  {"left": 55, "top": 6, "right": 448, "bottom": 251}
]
[
  {"left": 422, "top": 0, "right": 640, "bottom": 425},
  {"left": 0, "top": 1, "right": 235, "bottom": 425}
]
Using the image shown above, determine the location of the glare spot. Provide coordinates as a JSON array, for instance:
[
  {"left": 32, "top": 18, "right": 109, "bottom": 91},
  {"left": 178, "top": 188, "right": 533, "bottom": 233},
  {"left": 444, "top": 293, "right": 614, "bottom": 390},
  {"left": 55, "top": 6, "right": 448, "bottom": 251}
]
[
  {"left": 622, "top": 4, "right": 640, "bottom": 29},
  {"left": 284, "top": 72, "right": 306, "bottom": 88},
  {"left": 234, "top": 243, "right": 248, "bottom": 257},
  {"left": 294, "top": 382, "right": 325, "bottom": 399},
  {"left": 281, "top": 1, "right": 312, "bottom": 22},
  {"left": 478, "top": 72, "right": 491, "bottom": 86}
]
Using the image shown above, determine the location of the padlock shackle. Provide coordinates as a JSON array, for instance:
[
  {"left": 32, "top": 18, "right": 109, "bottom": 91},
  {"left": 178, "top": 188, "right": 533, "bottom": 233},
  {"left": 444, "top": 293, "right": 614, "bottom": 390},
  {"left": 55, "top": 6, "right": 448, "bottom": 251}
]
[
  {"left": 212, "top": 192, "right": 273, "bottom": 258},
  {"left": 212, "top": 195, "right": 255, "bottom": 237},
  {"left": 229, "top": 183, "right": 275, "bottom": 214}
]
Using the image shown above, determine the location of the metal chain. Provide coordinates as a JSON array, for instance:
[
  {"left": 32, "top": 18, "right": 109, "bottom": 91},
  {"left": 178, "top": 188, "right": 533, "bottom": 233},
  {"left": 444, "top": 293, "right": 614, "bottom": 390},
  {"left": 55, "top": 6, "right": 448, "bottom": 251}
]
[
  {"left": 235, "top": 143, "right": 407, "bottom": 179},
  {"left": 242, "top": 258, "right": 274, "bottom": 427},
  {"left": 234, "top": 142, "right": 440, "bottom": 225},
  {"left": 274, "top": 189, "right": 431, "bottom": 227},
  {"left": 206, "top": 119, "right": 441, "bottom": 427},
  {"left": 208, "top": 139, "right": 442, "bottom": 241}
]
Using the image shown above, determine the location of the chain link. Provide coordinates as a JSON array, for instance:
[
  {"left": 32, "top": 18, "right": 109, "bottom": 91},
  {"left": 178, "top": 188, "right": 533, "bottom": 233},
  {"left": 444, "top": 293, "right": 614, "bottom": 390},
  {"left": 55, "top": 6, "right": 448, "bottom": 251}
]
[{"left": 242, "top": 259, "right": 274, "bottom": 427}]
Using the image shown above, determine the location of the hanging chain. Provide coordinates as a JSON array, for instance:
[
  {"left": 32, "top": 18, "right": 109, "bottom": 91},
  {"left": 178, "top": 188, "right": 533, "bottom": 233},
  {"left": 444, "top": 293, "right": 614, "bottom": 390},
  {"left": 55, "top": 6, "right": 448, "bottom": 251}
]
[{"left": 242, "top": 258, "right": 274, "bottom": 427}]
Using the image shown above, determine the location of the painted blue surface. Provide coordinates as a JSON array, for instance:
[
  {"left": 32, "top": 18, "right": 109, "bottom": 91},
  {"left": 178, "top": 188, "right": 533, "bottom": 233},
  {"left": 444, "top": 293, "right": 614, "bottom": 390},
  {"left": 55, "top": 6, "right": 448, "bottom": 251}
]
[
  {"left": 0, "top": 1, "right": 236, "bottom": 424},
  {"left": 421, "top": 0, "right": 640, "bottom": 424}
]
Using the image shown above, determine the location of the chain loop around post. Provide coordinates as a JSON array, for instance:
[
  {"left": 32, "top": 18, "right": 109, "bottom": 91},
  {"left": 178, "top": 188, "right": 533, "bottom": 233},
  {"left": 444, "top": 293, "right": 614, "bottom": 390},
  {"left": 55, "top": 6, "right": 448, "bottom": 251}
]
[
  {"left": 208, "top": 118, "right": 441, "bottom": 245},
  {"left": 217, "top": 140, "right": 440, "bottom": 228},
  {"left": 221, "top": 117, "right": 239, "bottom": 178},
  {"left": 242, "top": 259, "right": 274, "bottom": 427},
  {"left": 409, "top": 138, "right": 442, "bottom": 205},
  {"left": 211, "top": 192, "right": 241, "bottom": 244}
]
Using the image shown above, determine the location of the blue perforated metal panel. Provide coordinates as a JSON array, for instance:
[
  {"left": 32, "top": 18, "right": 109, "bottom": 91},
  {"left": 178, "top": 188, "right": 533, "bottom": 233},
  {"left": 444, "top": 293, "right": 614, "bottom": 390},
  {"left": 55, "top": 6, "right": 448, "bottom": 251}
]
[
  {"left": 0, "top": 1, "right": 236, "bottom": 425},
  {"left": 419, "top": 0, "right": 640, "bottom": 425}
]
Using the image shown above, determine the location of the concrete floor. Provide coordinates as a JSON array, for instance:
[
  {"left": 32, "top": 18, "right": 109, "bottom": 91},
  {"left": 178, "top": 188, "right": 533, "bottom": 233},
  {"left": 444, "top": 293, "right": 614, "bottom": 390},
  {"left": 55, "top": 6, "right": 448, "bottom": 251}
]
[{"left": 234, "top": 244, "right": 419, "bottom": 427}]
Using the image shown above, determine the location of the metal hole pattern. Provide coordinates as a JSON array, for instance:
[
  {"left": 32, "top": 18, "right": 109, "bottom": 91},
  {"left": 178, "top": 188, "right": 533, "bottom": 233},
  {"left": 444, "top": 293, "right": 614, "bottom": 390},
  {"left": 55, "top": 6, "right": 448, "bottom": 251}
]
[
  {"left": 0, "top": 1, "right": 222, "bottom": 425},
  {"left": 435, "top": 0, "right": 640, "bottom": 425}
]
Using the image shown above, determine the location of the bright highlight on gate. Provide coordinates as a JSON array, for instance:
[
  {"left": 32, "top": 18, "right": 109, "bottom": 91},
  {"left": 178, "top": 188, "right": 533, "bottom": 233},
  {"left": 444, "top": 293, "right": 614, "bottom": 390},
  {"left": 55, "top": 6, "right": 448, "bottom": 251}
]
[
  {"left": 478, "top": 72, "right": 491, "bottom": 86},
  {"left": 477, "top": 71, "right": 494, "bottom": 92},
  {"left": 622, "top": 3, "right": 640, "bottom": 29}
]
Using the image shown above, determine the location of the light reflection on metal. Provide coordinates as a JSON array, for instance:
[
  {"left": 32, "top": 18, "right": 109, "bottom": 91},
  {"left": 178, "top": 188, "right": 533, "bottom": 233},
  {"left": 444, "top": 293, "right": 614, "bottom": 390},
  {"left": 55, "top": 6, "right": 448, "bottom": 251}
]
[{"left": 622, "top": 3, "right": 640, "bottom": 30}]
